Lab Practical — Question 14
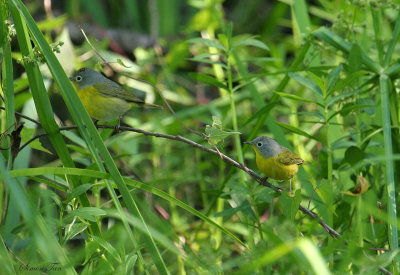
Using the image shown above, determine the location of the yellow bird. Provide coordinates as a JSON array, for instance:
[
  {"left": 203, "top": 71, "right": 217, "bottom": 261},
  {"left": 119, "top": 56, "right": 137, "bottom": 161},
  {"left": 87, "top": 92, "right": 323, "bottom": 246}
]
[
  {"left": 69, "top": 67, "right": 159, "bottom": 122},
  {"left": 245, "top": 136, "right": 304, "bottom": 192}
]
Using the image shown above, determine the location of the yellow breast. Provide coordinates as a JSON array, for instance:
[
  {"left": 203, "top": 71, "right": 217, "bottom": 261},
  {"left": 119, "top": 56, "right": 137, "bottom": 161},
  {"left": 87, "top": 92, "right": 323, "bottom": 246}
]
[
  {"left": 75, "top": 85, "right": 131, "bottom": 121},
  {"left": 255, "top": 150, "right": 299, "bottom": 180}
]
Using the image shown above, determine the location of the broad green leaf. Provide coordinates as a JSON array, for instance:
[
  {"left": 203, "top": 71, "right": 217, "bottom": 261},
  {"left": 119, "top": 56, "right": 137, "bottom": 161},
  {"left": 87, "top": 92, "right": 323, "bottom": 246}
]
[
  {"left": 64, "top": 223, "right": 88, "bottom": 243},
  {"left": 279, "top": 190, "right": 301, "bottom": 221},
  {"left": 327, "top": 64, "right": 342, "bottom": 93},
  {"left": 348, "top": 43, "right": 363, "bottom": 73},
  {"left": 21, "top": 128, "right": 52, "bottom": 154},
  {"left": 205, "top": 125, "right": 241, "bottom": 144},
  {"left": 205, "top": 116, "right": 241, "bottom": 145},
  {"left": 343, "top": 146, "right": 364, "bottom": 166},
  {"left": 64, "top": 207, "right": 107, "bottom": 223},
  {"left": 289, "top": 72, "right": 323, "bottom": 96},
  {"left": 233, "top": 36, "right": 269, "bottom": 51}
]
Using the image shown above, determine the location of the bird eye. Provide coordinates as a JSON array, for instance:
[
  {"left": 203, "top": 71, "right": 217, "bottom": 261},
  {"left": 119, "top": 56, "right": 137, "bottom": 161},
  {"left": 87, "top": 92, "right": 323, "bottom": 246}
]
[
  {"left": 257, "top": 142, "right": 262, "bottom": 147},
  {"left": 76, "top": 75, "right": 82, "bottom": 82}
]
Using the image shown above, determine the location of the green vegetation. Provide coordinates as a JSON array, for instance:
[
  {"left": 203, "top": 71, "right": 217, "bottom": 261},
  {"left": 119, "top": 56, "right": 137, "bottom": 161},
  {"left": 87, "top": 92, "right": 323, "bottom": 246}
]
[{"left": 1, "top": 0, "right": 399, "bottom": 274}]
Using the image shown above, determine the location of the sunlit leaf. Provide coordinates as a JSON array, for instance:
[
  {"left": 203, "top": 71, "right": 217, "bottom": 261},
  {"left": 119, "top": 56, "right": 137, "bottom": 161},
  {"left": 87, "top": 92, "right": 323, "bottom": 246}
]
[
  {"left": 205, "top": 116, "right": 241, "bottom": 144},
  {"left": 21, "top": 128, "right": 52, "bottom": 154}
]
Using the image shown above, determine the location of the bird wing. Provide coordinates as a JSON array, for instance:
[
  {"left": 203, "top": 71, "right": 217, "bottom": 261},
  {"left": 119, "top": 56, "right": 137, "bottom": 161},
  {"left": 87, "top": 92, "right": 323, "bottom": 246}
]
[
  {"left": 92, "top": 83, "right": 146, "bottom": 104},
  {"left": 278, "top": 148, "right": 304, "bottom": 165}
]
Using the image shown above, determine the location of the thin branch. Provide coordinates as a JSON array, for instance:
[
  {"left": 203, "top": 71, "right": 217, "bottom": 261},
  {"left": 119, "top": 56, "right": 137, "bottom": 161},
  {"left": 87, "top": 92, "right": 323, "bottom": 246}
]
[
  {"left": 0, "top": 106, "right": 41, "bottom": 126},
  {"left": 18, "top": 122, "right": 341, "bottom": 238},
  {"left": 80, "top": 29, "right": 224, "bottom": 159}
]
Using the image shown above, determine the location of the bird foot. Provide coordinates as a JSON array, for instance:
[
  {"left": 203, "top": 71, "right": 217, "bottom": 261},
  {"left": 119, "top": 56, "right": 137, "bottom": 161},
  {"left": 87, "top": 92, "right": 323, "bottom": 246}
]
[{"left": 114, "top": 117, "right": 122, "bottom": 133}]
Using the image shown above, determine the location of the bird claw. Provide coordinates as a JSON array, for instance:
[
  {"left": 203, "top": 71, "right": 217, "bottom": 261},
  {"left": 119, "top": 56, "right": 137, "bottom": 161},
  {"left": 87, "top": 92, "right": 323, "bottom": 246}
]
[{"left": 114, "top": 116, "right": 122, "bottom": 133}]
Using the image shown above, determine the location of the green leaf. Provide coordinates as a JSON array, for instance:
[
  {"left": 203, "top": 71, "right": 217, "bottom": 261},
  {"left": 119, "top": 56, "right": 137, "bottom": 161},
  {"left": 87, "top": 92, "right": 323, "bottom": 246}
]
[
  {"left": 64, "top": 207, "right": 107, "bottom": 223},
  {"left": 327, "top": 103, "right": 375, "bottom": 122},
  {"left": 357, "top": 98, "right": 376, "bottom": 115},
  {"left": 317, "top": 179, "right": 333, "bottom": 205},
  {"left": 20, "top": 128, "right": 52, "bottom": 154},
  {"left": 327, "top": 64, "right": 342, "bottom": 93},
  {"left": 344, "top": 146, "right": 364, "bottom": 166},
  {"left": 125, "top": 254, "right": 138, "bottom": 274},
  {"left": 64, "top": 223, "right": 88, "bottom": 243},
  {"left": 276, "top": 122, "right": 320, "bottom": 141},
  {"left": 205, "top": 116, "right": 241, "bottom": 144},
  {"left": 348, "top": 43, "right": 363, "bottom": 73},
  {"left": 66, "top": 184, "right": 94, "bottom": 203},
  {"left": 226, "top": 181, "right": 251, "bottom": 196},
  {"left": 188, "top": 72, "right": 227, "bottom": 90},
  {"left": 36, "top": 15, "right": 68, "bottom": 31},
  {"left": 91, "top": 235, "right": 122, "bottom": 264},
  {"left": 289, "top": 73, "right": 323, "bottom": 96},
  {"left": 292, "top": 0, "right": 311, "bottom": 35},
  {"left": 275, "top": 91, "right": 322, "bottom": 106},
  {"left": 83, "top": 237, "right": 99, "bottom": 265},
  {"left": 327, "top": 71, "right": 367, "bottom": 96},
  {"left": 327, "top": 89, "right": 366, "bottom": 107},
  {"left": 214, "top": 200, "right": 257, "bottom": 222},
  {"left": 279, "top": 190, "right": 301, "bottom": 221},
  {"left": 186, "top": 37, "right": 226, "bottom": 51},
  {"left": 233, "top": 36, "right": 269, "bottom": 51}
]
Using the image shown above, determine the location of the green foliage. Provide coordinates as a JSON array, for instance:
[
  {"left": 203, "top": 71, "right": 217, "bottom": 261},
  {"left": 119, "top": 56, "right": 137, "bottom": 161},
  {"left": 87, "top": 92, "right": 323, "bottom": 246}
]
[{"left": 1, "top": 0, "right": 400, "bottom": 274}]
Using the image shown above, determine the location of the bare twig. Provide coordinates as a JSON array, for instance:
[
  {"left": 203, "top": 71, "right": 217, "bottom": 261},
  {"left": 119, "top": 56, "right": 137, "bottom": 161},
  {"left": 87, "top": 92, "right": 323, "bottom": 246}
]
[
  {"left": 0, "top": 106, "right": 41, "bottom": 126},
  {"left": 14, "top": 120, "right": 341, "bottom": 238},
  {"left": 80, "top": 29, "right": 224, "bottom": 159}
]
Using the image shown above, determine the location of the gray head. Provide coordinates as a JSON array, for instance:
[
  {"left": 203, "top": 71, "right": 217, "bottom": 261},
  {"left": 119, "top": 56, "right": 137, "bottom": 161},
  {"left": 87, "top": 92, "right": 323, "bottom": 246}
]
[
  {"left": 69, "top": 67, "right": 118, "bottom": 90},
  {"left": 244, "top": 136, "right": 283, "bottom": 158}
]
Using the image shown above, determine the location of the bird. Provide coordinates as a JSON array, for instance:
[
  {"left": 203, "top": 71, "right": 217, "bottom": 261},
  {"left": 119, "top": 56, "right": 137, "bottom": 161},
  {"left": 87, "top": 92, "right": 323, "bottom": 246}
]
[
  {"left": 69, "top": 67, "right": 159, "bottom": 126},
  {"left": 245, "top": 136, "right": 304, "bottom": 193}
]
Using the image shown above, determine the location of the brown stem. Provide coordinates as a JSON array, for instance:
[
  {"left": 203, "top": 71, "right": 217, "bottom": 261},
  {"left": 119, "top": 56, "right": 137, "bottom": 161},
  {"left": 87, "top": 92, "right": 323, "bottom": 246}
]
[{"left": 16, "top": 122, "right": 341, "bottom": 238}]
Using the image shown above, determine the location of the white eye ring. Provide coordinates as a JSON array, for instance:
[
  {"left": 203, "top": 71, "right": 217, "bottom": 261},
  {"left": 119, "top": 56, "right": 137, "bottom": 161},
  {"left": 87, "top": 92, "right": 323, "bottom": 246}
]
[
  {"left": 76, "top": 75, "right": 82, "bottom": 82},
  {"left": 257, "top": 142, "right": 262, "bottom": 147}
]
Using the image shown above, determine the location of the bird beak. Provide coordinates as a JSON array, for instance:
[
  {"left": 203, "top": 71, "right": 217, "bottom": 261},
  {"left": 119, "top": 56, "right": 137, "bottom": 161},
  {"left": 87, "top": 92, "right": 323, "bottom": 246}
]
[
  {"left": 244, "top": 141, "right": 251, "bottom": 145},
  {"left": 69, "top": 76, "right": 74, "bottom": 81}
]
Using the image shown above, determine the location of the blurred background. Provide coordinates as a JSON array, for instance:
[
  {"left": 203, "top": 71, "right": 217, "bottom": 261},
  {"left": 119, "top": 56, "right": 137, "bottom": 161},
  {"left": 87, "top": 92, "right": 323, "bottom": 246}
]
[{"left": 2, "top": 0, "right": 399, "bottom": 273}]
